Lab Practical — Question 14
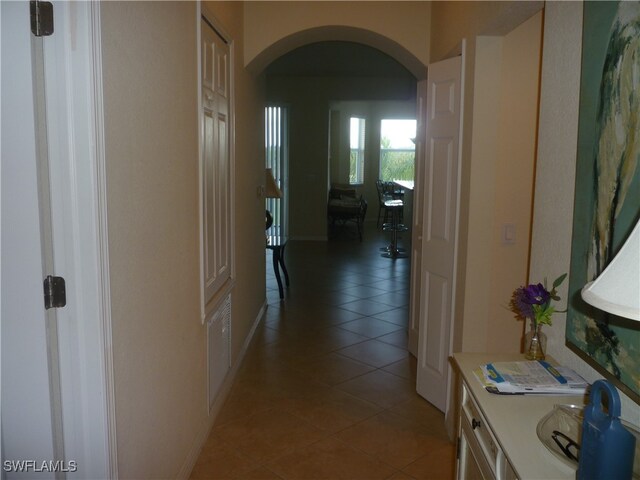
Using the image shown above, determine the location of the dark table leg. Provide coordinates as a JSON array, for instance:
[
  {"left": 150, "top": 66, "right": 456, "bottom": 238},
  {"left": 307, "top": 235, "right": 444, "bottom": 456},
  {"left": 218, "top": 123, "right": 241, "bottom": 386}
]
[
  {"left": 272, "top": 246, "right": 284, "bottom": 299},
  {"left": 278, "top": 243, "right": 290, "bottom": 287},
  {"left": 268, "top": 241, "right": 290, "bottom": 300}
]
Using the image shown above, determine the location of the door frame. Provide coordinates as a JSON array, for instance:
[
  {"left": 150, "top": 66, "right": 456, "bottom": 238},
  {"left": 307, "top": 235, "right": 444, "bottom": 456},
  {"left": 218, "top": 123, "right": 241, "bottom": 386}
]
[{"left": 37, "top": 2, "right": 116, "bottom": 476}]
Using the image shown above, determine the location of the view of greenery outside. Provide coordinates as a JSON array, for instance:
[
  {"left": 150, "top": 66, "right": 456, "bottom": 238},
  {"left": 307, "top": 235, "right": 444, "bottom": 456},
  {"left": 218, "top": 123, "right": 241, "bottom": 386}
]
[
  {"left": 379, "top": 136, "right": 415, "bottom": 181},
  {"left": 349, "top": 117, "right": 366, "bottom": 184},
  {"left": 349, "top": 150, "right": 359, "bottom": 184}
]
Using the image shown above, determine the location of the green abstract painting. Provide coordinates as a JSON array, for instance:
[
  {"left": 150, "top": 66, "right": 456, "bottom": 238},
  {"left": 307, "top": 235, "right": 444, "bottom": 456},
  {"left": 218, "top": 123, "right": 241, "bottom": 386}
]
[{"left": 566, "top": 0, "right": 640, "bottom": 402}]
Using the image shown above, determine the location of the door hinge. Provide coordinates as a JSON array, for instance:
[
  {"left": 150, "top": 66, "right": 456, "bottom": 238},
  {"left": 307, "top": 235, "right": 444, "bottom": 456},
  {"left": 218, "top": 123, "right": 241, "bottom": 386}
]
[
  {"left": 456, "top": 437, "right": 461, "bottom": 460},
  {"left": 30, "top": 1, "right": 54, "bottom": 37},
  {"left": 44, "top": 275, "right": 66, "bottom": 310}
]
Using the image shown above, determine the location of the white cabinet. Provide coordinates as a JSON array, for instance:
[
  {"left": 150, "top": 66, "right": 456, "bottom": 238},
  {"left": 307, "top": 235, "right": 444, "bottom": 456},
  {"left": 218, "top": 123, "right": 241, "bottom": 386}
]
[
  {"left": 457, "top": 380, "right": 516, "bottom": 480},
  {"left": 453, "top": 353, "right": 583, "bottom": 480}
]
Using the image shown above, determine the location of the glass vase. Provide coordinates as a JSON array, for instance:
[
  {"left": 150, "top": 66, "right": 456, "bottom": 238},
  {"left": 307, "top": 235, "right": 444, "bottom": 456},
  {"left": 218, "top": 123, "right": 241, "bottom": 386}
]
[{"left": 524, "top": 323, "right": 546, "bottom": 361}]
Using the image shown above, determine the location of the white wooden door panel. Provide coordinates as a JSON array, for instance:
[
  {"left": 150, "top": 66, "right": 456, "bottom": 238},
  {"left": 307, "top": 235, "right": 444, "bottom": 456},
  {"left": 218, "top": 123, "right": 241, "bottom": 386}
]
[
  {"left": 422, "top": 272, "right": 448, "bottom": 370},
  {"left": 215, "top": 112, "right": 229, "bottom": 279},
  {"left": 202, "top": 38, "right": 214, "bottom": 90},
  {"left": 427, "top": 138, "right": 454, "bottom": 243},
  {"left": 416, "top": 55, "right": 462, "bottom": 412},
  {"left": 201, "top": 19, "right": 231, "bottom": 307},
  {"left": 216, "top": 48, "right": 228, "bottom": 96},
  {"left": 203, "top": 109, "right": 216, "bottom": 293}
]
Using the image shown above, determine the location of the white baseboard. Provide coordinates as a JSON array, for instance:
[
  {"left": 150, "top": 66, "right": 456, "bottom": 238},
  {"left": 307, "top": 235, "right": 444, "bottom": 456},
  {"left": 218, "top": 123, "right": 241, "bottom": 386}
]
[{"left": 177, "top": 300, "right": 267, "bottom": 479}]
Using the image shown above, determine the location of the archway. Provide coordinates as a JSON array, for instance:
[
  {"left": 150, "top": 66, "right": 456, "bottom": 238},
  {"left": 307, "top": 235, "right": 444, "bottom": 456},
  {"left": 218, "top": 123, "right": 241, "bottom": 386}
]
[{"left": 246, "top": 26, "right": 427, "bottom": 80}]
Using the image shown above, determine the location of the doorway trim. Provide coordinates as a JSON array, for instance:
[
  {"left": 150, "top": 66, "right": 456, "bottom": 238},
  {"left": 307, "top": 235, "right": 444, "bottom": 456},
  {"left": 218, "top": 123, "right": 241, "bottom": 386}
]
[{"left": 42, "top": 2, "right": 117, "bottom": 476}]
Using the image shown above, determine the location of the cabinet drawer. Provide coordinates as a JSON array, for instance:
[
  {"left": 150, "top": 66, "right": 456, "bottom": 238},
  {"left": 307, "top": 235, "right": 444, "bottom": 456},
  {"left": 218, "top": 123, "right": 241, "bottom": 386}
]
[
  {"left": 460, "top": 414, "right": 495, "bottom": 479},
  {"left": 462, "top": 382, "right": 500, "bottom": 475}
]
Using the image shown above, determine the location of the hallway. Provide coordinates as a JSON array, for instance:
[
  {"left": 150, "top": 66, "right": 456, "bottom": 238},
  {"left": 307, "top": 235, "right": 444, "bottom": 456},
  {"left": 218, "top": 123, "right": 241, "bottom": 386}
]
[{"left": 191, "top": 223, "right": 455, "bottom": 479}]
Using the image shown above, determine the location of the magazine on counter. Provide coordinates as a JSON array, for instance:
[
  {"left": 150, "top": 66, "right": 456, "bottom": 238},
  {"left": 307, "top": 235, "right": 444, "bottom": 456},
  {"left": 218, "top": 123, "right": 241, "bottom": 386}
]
[{"left": 474, "top": 360, "right": 589, "bottom": 395}]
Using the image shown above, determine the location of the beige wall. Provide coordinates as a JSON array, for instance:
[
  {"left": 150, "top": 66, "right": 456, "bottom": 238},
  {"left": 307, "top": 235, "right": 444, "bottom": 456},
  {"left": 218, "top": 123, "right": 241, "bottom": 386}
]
[
  {"left": 460, "top": 35, "right": 502, "bottom": 352},
  {"left": 102, "top": 3, "right": 201, "bottom": 476},
  {"left": 488, "top": 12, "right": 543, "bottom": 352},
  {"left": 244, "top": 1, "right": 430, "bottom": 77},
  {"left": 430, "top": 1, "right": 543, "bottom": 62},
  {"left": 531, "top": 1, "right": 638, "bottom": 425},
  {"left": 101, "top": 1, "right": 265, "bottom": 476}
]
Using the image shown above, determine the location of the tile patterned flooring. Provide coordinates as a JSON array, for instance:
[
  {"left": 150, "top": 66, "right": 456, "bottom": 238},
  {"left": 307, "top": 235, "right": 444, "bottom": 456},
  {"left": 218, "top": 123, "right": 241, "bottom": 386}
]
[{"left": 191, "top": 224, "right": 455, "bottom": 479}]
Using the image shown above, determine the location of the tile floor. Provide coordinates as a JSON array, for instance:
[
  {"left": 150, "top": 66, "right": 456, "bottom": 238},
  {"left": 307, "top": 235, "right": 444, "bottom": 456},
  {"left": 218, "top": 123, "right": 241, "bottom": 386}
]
[{"left": 191, "top": 223, "right": 455, "bottom": 479}]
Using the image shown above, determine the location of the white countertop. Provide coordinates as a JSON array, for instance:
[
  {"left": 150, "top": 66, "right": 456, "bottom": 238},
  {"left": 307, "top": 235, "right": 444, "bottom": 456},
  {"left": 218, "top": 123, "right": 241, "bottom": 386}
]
[{"left": 453, "top": 352, "right": 587, "bottom": 479}]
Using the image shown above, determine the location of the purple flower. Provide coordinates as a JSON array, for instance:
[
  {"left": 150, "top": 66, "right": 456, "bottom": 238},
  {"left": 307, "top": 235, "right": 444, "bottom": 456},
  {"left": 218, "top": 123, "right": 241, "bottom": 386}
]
[
  {"left": 522, "top": 283, "right": 551, "bottom": 306},
  {"left": 510, "top": 283, "right": 551, "bottom": 320},
  {"left": 508, "top": 274, "right": 566, "bottom": 326},
  {"left": 511, "top": 287, "right": 534, "bottom": 319}
]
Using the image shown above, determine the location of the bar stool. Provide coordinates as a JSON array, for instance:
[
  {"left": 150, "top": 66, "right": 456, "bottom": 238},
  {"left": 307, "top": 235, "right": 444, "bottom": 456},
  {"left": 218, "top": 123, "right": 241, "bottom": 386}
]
[
  {"left": 381, "top": 199, "right": 408, "bottom": 259},
  {"left": 376, "top": 180, "right": 394, "bottom": 227}
]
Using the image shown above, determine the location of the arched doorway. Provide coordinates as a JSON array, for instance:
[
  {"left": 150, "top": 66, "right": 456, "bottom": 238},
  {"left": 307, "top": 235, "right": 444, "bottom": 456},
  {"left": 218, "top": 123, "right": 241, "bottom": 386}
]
[{"left": 255, "top": 26, "right": 434, "bottom": 406}]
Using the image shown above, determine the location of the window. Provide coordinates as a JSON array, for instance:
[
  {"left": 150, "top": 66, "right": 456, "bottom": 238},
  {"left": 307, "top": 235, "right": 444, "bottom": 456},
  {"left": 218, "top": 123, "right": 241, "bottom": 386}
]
[
  {"left": 379, "top": 119, "right": 416, "bottom": 182},
  {"left": 349, "top": 117, "right": 366, "bottom": 184},
  {"left": 265, "top": 106, "right": 288, "bottom": 235}
]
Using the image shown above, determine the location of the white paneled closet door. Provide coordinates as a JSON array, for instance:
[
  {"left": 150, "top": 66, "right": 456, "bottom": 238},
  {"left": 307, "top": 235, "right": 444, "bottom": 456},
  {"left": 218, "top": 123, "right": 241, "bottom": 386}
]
[{"left": 201, "top": 17, "right": 231, "bottom": 308}]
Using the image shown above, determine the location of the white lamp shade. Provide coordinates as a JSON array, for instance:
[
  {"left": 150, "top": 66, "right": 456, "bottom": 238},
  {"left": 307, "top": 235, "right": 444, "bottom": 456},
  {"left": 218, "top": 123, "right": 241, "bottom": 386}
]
[
  {"left": 265, "top": 168, "right": 282, "bottom": 199},
  {"left": 581, "top": 220, "right": 640, "bottom": 321}
]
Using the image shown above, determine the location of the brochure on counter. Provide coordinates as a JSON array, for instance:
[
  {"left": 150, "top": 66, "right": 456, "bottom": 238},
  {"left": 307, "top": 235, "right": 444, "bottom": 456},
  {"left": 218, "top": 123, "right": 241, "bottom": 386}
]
[{"left": 474, "top": 360, "right": 589, "bottom": 395}]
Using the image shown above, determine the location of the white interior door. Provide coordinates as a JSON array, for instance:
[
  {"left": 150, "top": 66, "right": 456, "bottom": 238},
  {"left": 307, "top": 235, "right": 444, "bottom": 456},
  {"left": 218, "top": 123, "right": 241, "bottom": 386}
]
[
  {"left": 1, "top": 2, "right": 61, "bottom": 474},
  {"left": 408, "top": 79, "right": 428, "bottom": 356},
  {"left": 416, "top": 55, "right": 463, "bottom": 413},
  {"left": 2, "top": 3, "right": 115, "bottom": 477}
]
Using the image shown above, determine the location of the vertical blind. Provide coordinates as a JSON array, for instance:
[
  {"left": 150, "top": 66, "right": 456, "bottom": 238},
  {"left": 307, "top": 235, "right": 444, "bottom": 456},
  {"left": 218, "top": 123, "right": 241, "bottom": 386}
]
[{"left": 265, "top": 106, "right": 287, "bottom": 235}]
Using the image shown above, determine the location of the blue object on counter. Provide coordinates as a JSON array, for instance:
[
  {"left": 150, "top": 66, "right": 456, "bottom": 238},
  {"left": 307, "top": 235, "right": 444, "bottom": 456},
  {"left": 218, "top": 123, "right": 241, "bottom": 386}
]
[{"left": 577, "top": 380, "right": 636, "bottom": 480}]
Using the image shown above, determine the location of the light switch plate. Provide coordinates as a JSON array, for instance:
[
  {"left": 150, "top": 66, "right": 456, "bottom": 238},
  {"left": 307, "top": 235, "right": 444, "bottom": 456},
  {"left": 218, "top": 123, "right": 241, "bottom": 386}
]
[{"left": 503, "top": 224, "right": 516, "bottom": 244}]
